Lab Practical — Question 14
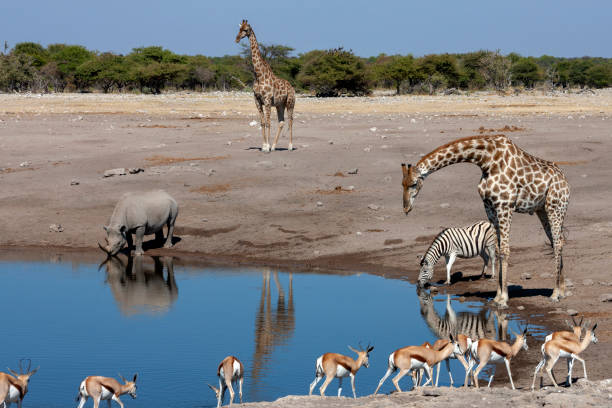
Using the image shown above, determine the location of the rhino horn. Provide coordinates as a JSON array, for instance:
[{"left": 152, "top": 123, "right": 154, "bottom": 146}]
[{"left": 98, "top": 241, "right": 111, "bottom": 255}]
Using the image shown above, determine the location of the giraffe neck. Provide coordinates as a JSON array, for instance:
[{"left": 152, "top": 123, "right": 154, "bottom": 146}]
[
  {"left": 248, "top": 31, "right": 273, "bottom": 81},
  {"left": 416, "top": 136, "right": 497, "bottom": 178}
]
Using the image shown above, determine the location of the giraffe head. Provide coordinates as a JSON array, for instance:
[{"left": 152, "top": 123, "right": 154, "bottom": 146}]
[
  {"left": 401, "top": 163, "right": 423, "bottom": 214},
  {"left": 235, "top": 19, "right": 252, "bottom": 43}
]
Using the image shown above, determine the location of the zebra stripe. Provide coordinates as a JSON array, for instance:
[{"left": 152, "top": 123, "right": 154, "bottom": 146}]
[{"left": 418, "top": 221, "right": 497, "bottom": 285}]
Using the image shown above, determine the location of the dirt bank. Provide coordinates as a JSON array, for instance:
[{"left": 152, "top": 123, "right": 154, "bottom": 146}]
[{"left": 1, "top": 91, "right": 611, "bottom": 398}]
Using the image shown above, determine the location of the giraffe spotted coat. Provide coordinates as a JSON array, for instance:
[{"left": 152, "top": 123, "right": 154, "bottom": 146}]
[{"left": 402, "top": 134, "right": 570, "bottom": 307}]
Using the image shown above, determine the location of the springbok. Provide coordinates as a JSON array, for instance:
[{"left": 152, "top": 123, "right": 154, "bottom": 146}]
[
  {"left": 0, "top": 360, "right": 38, "bottom": 408},
  {"left": 469, "top": 327, "right": 528, "bottom": 389},
  {"left": 207, "top": 356, "right": 244, "bottom": 407},
  {"left": 308, "top": 344, "right": 374, "bottom": 398},
  {"left": 545, "top": 316, "right": 583, "bottom": 344},
  {"left": 532, "top": 322, "right": 598, "bottom": 389},
  {"left": 430, "top": 334, "right": 473, "bottom": 387},
  {"left": 76, "top": 374, "right": 137, "bottom": 408},
  {"left": 373, "top": 336, "right": 458, "bottom": 394}
]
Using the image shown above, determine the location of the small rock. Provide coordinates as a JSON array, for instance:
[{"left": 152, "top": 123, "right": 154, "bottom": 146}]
[
  {"left": 517, "top": 305, "right": 525, "bottom": 310},
  {"left": 540, "top": 272, "right": 553, "bottom": 279},
  {"left": 566, "top": 309, "right": 579, "bottom": 316},
  {"left": 421, "top": 389, "right": 441, "bottom": 397},
  {"left": 521, "top": 272, "right": 532, "bottom": 280},
  {"left": 565, "top": 279, "right": 574, "bottom": 288},
  {"left": 226, "top": 141, "right": 232, "bottom": 146},
  {"left": 346, "top": 185, "right": 355, "bottom": 191},
  {"left": 128, "top": 168, "right": 144, "bottom": 174},
  {"left": 439, "top": 203, "right": 450, "bottom": 209},
  {"left": 19, "top": 161, "right": 31, "bottom": 167},
  {"left": 356, "top": 231, "right": 362, "bottom": 236},
  {"left": 70, "top": 179, "right": 80, "bottom": 186},
  {"left": 599, "top": 294, "right": 612, "bottom": 302},
  {"left": 348, "top": 168, "right": 358, "bottom": 175},
  {"left": 103, "top": 168, "right": 127, "bottom": 177},
  {"left": 370, "top": 127, "right": 377, "bottom": 132},
  {"left": 583, "top": 278, "right": 594, "bottom": 286},
  {"left": 207, "top": 169, "right": 216, "bottom": 176},
  {"left": 410, "top": 118, "right": 417, "bottom": 124},
  {"left": 363, "top": 146, "right": 371, "bottom": 152},
  {"left": 368, "top": 204, "right": 380, "bottom": 211},
  {"left": 316, "top": 201, "right": 323, "bottom": 207},
  {"left": 383, "top": 175, "right": 392, "bottom": 183},
  {"left": 328, "top": 140, "right": 334, "bottom": 144},
  {"left": 49, "top": 224, "right": 64, "bottom": 232},
  {"left": 249, "top": 120, "right": 258, "bottom": 127},
  {"left": 189, "top": 162, "right": 198, "bottom": 167}
]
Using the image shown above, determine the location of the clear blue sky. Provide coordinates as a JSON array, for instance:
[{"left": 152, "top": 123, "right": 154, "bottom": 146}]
[{"left": 2, "top": 0, "right": 611, "bottom": 58}]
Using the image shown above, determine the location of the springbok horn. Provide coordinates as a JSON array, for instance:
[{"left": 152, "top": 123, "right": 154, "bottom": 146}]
[
  {"left": 571, "top": 315, "right": 578, "bottom": 327},
  {"left": 26, "top": 359, "right": 31, "bottom": 373},
  {"left": 579, "top": 316, "right": 584, "bottom": 327}
]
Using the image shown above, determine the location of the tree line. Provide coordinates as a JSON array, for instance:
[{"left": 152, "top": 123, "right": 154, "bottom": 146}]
[{"left": 0, "top": 41, "right": 610, "bottom": 96}]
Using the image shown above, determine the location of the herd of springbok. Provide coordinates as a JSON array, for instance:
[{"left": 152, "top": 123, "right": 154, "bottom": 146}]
[{"left": 0, "top": 316, "right": 597, "bottom": 407}]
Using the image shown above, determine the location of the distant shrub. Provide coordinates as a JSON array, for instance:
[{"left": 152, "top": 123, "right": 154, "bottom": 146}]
[{"left": 297, "top": 48, "right": 371, "bottom": 96}]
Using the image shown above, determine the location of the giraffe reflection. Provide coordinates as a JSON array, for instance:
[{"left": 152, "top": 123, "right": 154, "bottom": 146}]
[
  {"left": 417, "top": 288, "right": 508, "bottom": 385},
  {"left": 251, "top": 269, "right": 295, "bottom": 393},
  {"left": 102, "top": 255, "right": 178, "bottom": 315}
]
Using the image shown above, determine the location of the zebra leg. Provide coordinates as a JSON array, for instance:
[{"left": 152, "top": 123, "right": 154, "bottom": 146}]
[{"left": 445, "top": 252, "right": 457, "bottom": 285}]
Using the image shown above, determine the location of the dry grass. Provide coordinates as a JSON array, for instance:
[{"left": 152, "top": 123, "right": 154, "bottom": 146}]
[
  {"left": 555, "top": 160, "right": 590, "bottom": 166},
  {"left": 477, "top": 125, "right": 525, "bottom": 133},
  {"left": 1, "top": 91, "right": 611, "bottom": 116},
  {"left": 145, "top": 155, "right": 229, "bottom": 166},
  {"left": 189, "top": 184, "right": 231, "bottom": 194},
  {"left": 314, "top": 186, "right": 355, "bottom": 194}
]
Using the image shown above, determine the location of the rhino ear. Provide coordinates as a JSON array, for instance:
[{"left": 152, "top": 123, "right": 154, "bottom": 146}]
[
  {"left": 103, "top": 225, "right": 109, "bottom": 232},
  {"left": 120, "top": 225, "right": 127, "bottom": 233}
]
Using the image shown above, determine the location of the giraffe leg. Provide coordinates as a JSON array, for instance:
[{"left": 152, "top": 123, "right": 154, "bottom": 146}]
[
  {"left": 271, "top": 103, "right": 285, "bottom": 151},
  {"left": 264, "top": 100, "right": 272, "bottom": 152},
  {"left": 493, "top": 207, "right": 512, "bottom": 308},
  {"left": 287, "top": 94, "right": 294, "bottom": 151},
  {"left": 546, "top": 203, "right": 568, "bottom": 302},
  {"left": 254, "top": 95, "right": 267, "bottom": 152}
]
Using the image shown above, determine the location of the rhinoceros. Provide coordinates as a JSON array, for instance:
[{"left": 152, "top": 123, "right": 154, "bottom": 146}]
[{"left": 98, "top": 190, "right": 179, "bottom": 256}]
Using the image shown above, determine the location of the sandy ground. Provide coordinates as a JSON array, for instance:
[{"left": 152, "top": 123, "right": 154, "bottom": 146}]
[{"left": 1, "top": 91, "right": 611, "bottom": 405}]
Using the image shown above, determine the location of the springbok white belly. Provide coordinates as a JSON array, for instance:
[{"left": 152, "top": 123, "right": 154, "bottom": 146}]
[
  {"left": 559, "top": 349, "right": 573, "bottom": 359},
  {"left": 100, "top": 386, "right": 115, "bottom": 400},
  {"left": 6, "top": 385, "right": 21, "bottom": 402},
  {"left": 410, "top": 358, "right": 428, "bottom": 370},
  {"left": 335, "top": 365, "right": 350, "bottom": 378},
  {"left": 487, "top": 351, "right": 504, "bottom": 363}
]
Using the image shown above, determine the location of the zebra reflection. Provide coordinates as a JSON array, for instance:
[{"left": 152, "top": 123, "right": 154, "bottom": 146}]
[{"left": 417, "top": 288, "right": 508, "bottom": 385}]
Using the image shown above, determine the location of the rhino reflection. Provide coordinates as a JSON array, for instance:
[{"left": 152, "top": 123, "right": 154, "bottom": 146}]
[
  {"left": 251, "top": 269, "right": 295, "bottom": 390},
  {"left": 417, "top": 288, "right": 508, "bottom": 341},
  {"left": 103, "top": 255, "right": 178, "bottom": 316}
]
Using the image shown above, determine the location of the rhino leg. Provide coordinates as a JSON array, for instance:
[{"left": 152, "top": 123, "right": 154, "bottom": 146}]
[
  {"left": 134, "top": 226, "right": 145, "bottom": 256},
  {"left": 126, "top": 232, "right": 133, "bottom": 251},
  {"left": 164, "top": 210, "right": 177, "bottom": 249}
]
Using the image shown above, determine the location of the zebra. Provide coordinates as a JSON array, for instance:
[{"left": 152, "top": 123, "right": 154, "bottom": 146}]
[{"left": 418, "top": 220, "right": 497, "bottom": 287}]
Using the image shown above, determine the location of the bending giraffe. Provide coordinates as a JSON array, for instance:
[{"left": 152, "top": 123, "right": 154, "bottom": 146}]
[
  {"left": 236, "top": 19, "right": 295, "bottom": 152},
  {"left": 402, "top": 134, "right": 570, "bottom": 307}
]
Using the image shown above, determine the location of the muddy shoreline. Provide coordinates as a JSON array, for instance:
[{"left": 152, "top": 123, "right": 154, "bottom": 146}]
[{"left": 1, "top": 92, "right": 611, "bottom": 404}]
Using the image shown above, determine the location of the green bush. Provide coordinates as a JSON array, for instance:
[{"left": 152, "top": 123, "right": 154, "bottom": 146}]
[
  {"left": 511, "top": 58, "right": 542, "bottom": 88},
  {"left": 297, "top": 48, "right": 370, "bottom": 96}
]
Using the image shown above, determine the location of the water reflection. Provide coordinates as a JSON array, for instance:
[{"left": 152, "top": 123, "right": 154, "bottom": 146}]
[
  {"left": 102, "top": 255, "right": 178, "bottom": 316},
  {"left": 251, "top": 269, "right": 295, "bottom": 394},
  {"left": 417, "top": 288, "right": 508, "bottom": 341}
]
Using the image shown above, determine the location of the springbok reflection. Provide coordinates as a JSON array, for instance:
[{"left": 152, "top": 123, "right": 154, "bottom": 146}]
[
  {"left": 102, "top": 255, "right": 178, "bottom": 315},
  {"left": 251, "top": 269, "right": 295, "bottom": 394}
]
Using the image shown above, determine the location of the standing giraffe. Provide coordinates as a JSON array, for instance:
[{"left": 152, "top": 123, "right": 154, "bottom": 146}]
[
  {"left": 402, "top": 134, "right": 570, "bottom": 307},
  {"left": 235, "top": 19, "right": 295, "bottom": 152}
]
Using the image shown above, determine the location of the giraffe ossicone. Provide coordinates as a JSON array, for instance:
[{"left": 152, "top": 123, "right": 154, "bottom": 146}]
[{"left": 402, "top": 134, "right": 570, "bottom": 308}]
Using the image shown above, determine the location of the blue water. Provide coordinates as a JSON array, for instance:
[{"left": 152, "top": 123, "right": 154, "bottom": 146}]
[{"left": 0, "top": 255, "right": 540, "bottom": 407}]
